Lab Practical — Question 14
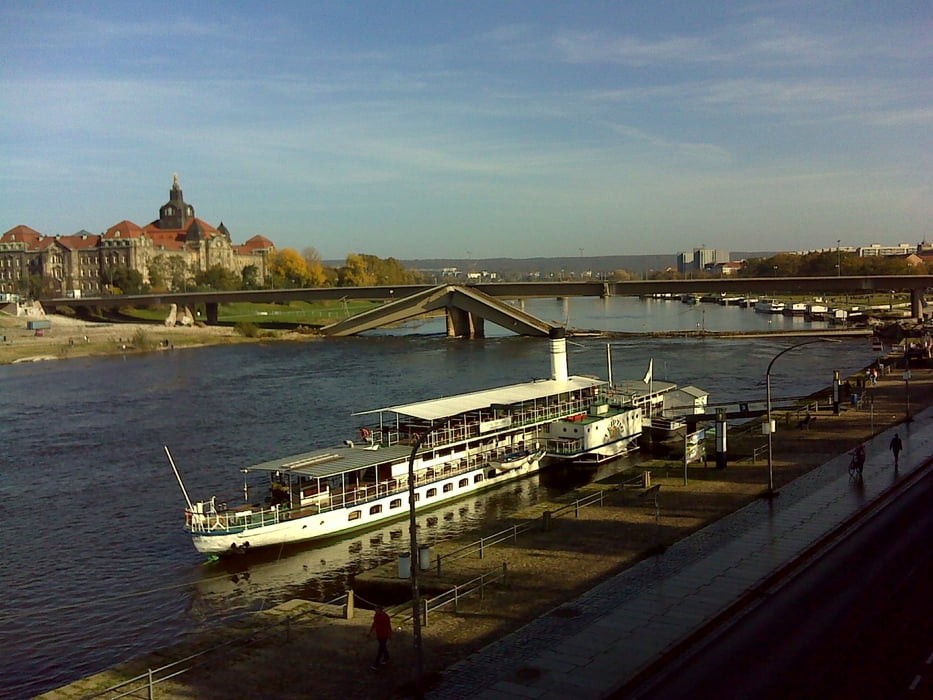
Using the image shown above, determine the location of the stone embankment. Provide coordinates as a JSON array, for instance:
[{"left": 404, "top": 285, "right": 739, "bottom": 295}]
[{"left": 37, "top": 356, "right": 930, "bottom": 700}]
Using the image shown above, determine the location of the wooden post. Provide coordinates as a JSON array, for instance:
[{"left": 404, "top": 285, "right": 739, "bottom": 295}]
[
  {"left": 543, "top": 510, "right": 552, "bottom": 531},
  {"left": 344, "top": 589, "right": 355, "bottom": 620}
]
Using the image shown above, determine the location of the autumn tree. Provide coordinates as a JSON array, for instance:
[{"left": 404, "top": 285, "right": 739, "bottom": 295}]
[
  {"left": 269, "top": 248, "right": 309, "bottom": 288},
  {"left": 301, "top": 246, "right": 328, "bottom": 286},
  {"left": 338, "top": 253, "right": 376, "bottom": 286},
  {"left": 336, "top": 253, "right": 425, "bottom": 287}
]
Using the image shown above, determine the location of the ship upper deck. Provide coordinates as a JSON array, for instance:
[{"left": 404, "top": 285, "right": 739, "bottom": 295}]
[{"left": 355, "top": 375, "right": 605, "bottom": 421}]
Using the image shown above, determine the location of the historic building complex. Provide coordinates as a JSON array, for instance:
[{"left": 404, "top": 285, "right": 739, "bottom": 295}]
[{"left": 0, "top": 175, "right": 275, "bottom": 296}]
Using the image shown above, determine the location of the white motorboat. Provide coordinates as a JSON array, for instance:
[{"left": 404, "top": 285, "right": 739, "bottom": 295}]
[{"left": 754, "top": 299, "right": 785, "bottom": 313}]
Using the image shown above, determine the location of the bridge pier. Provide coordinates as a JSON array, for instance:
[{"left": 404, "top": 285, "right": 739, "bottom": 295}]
[
  {"left": 911, "top": 289, "right": 924, "bottom": 319},
  {"left": 206, "top": 302, "right": 219, "bottom": 325},
  {"left": 446, "top": 308, "right": 485, "bottom": 338}
]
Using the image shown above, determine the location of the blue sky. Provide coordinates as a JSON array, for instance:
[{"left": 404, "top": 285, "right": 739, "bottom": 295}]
[{"left": 1, "top": 1, "right": 930, "bottom": 260}]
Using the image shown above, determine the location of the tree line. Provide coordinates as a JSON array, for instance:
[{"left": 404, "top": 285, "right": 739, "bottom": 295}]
[
  {"left": 95, "top": 247, "right": 427, "bottom": 295},
  {"left": 615, "top": 250, "right": 927, "bottom": 281}
]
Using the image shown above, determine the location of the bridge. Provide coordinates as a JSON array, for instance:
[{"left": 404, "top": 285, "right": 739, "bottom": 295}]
[
  {"left": 40, "top": 275, "right": 932, "bottom": 337},
  {"left": 320, "top": 284, "right": 552, "bottom": 337}
]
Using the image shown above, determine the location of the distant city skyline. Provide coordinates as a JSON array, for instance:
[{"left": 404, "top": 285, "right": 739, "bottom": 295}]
[{"left": 2, "top": 2, "right": 929, "bottom": 260}]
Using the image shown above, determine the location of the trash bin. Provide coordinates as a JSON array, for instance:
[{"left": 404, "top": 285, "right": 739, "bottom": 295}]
[
  {"left": 397, "top": 553, "right": 411, "bottom": 579},
  {"left": 418, "top": 544, "right": 431, "bottom": 571}
]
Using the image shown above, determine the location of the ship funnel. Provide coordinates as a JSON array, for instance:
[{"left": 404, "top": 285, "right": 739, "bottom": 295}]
[{"left": 549, "top": 327, "right": 568, "bottom": 381}]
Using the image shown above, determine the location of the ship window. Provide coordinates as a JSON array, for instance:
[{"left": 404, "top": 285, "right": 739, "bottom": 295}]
[
  {"left": 458, "top": 478, "right": 468, "bottom": 488},
  {"left": 443, "top": 483, "right": 453, "bottom": 493},
  {"left": 473, "top": 474, "right": 484, "bottom": 484},
  {"left": 369, "top": 504, "right": 383, "bottom": 515},
  {"left": 426, "top": 488, "right": 437, "bottom": 498},
  {"left": 390, "top": 498, "right": 402, "bottom": 509},
  {"left": 348, "top": 510, "right": 361, "bottom": 521}
]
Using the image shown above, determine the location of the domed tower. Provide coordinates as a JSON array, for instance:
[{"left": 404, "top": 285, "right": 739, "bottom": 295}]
[{"left": 158, "top": 173, "right": 195, "bottom": 229}]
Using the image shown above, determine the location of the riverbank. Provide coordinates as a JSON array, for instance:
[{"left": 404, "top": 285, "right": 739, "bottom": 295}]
[
  {"left": 0, "top": 313, "right": 311, "bottom": 366},
  {"left": 36, "top": 358, "right": 929, "bottom": 700},
  {"left": 1, "top": 311, "right": 880, "bottom": 367}
]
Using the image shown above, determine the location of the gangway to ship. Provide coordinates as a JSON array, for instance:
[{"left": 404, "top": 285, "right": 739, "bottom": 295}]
[{"left": 320, "top": 284, "right": 554, "bottom": 337}]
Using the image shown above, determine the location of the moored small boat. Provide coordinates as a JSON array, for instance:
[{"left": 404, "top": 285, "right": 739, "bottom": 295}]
[
  {"left": 490, "top": 448, "right": 546, "bottom": 471},
  {"left": 755, "top": 299, "right": 785, "bottom": 313},
  {"left": 782, "top": 302, "right": 808, "bottom": 317}
]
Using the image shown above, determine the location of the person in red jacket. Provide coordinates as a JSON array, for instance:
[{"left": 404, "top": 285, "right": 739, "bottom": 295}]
[{"left": 368, "top": 606, "right": 392, "bottom": 669}]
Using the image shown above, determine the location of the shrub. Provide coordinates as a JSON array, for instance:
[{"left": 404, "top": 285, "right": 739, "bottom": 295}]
[
  {"left": 132, "top": 328, "right": 152, "bottom": 349},
  {"left": 234, "top": 322, "right": 260, "bottom": 338}
]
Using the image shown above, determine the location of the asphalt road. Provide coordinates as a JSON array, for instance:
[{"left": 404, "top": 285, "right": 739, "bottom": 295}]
[{"left": 626, "top": 468, "right": 933, "bottom": 700}]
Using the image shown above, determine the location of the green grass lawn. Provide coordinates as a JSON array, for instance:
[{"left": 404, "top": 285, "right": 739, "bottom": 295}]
[{"left": 123, "top": 300, "right": 378, "bottom": 325}]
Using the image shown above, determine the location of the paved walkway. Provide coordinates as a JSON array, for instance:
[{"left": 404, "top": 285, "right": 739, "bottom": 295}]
[{"left": 429, "top": 408, "right": 933, "bottom": 699}]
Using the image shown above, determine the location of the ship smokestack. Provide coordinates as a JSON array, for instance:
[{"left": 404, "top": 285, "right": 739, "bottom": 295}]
[{"left": 549, "top": 327, "right": 568, "bottom": 381}]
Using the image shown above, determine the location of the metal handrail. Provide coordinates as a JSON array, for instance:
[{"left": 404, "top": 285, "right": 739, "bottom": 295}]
[
  {"left": 421, "top": 564, "right": 508, "bottom": 626},
  {"left": 434, "top": 489, "right": 606, "bottom": 573}
]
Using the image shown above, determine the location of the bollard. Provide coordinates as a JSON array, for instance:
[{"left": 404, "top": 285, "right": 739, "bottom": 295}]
[
  {"left": 344, "top": 589, "right": 354, "bottom": 620},
  {"left": 643, "top": 471, "right": 651, "bottom": 488},
  {"left": 542, "top": 510, "right": 552, "bottom": 531}
]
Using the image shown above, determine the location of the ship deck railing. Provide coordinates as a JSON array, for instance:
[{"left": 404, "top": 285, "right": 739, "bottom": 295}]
[
  {"left": 188, "top": 444, "right": 530, "bottom": 535},
  {"left": 371, "top": 396, "right": 592, "bottom": 451}
]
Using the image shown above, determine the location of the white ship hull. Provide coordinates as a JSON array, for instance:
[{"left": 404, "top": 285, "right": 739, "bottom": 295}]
[{"left": 190, "top": 451, "right": 543, "bottom": 554}]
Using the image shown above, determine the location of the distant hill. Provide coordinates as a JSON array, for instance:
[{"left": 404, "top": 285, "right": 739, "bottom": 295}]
[
  {"left": 394, "top": 252, "right": 778, "bottom": 276},
  {"left": 322, "top": 252, "right": 778, "bottom": 277}
]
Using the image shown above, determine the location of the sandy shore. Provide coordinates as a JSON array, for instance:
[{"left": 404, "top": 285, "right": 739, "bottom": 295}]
[{"left": 0, "top": 312, "right": 309, "bottom": 366}]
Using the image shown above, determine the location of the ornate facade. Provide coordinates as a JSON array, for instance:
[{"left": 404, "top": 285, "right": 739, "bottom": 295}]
[{"left": 0, "top": 175, "right": 275, "bottom": 295}]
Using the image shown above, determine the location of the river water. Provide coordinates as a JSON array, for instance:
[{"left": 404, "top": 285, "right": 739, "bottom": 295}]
[{"left": 0, "top": 297, "right": 877, "bottom": 698}]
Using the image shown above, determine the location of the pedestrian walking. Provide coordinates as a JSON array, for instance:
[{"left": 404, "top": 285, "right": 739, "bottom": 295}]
[
  {"left": 368, "top": 605, "right": 392, "bottom": 669},
  {"left": 849, "top": 443, "right": 866, "bottom": 478},
  {"left": 889, "top": 433, "right": 903, "bottom": 468}
]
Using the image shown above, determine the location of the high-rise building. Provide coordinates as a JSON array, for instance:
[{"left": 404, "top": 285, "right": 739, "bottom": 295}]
[{"left": 677, "top": 247, "right": 731, "bottom": 273}]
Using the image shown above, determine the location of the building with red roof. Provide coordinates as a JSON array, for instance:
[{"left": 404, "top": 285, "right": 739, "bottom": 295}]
[{"left": 0, "top": 175, "right": 275, "bottom": 295}]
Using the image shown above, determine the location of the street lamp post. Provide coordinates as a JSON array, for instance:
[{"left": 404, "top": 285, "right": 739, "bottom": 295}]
[
  {"left": 904, "top": 350, "right": 912, "bottom": 422},
  {"left": 766, "top": 338, "right": 840, "bottom": 496},
  {"left": 837, "top": 240, "right": 842, "bottom": 276},
  {"left": 406, "top": 430, "right": 429, "bottom": 699},
  {"left": 404, "top": 421, "right": 453, "bottom": 699}
]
